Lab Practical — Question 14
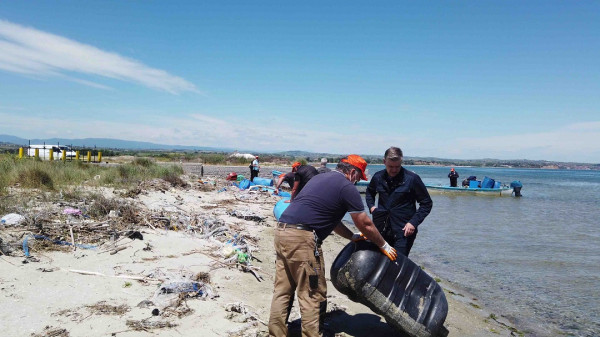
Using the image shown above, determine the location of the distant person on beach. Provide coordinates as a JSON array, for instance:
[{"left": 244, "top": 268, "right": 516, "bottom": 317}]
[
  {"left": 365, "top": 146, "right": 433, "bottom": 257},
  {"left": 274, "top": 171, "right": 295, "bottom": 195},
  {"left": 250, "top": 156, "right": 260, "bottom": 182},
  {"left": 289, "top": 162, "right": 318, "bottom": 201},
  {"left": 317, "top": 157, "right": 331, "bottom": 174},
  {"left": 448, "top": 167, "right": 459, "bottom": 187},
  {"left": 269, "top": 154, "right": 397, "bottom": 337}
]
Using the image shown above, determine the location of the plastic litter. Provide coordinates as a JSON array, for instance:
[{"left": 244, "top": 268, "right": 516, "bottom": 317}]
[
  {"left": 221, "top": 242, "right": 238, "bottom": 258},
  {"left": 159, "top": 281, "right": 205, "bottom": 294},
  {"left": 1, "top": 213, "right": 25, "bottom": 226},
  {"left": 152, "top": 280, "right": 214, "bottom": 309},
  {"left": 63, "top": 208, "right": 82, "bottom": 216},
  {"left": 237, "top": 179, "right": 255, "bottom": 190}
]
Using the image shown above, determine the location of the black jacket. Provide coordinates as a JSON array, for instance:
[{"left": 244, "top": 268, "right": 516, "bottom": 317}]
[{"left": 365, "top": 167, "right": 432, "bottom": 234}]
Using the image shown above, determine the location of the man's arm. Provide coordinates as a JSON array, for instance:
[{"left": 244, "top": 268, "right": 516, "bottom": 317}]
[
  {"left": 350, "top": 212, "right": 386, "bottom": 248},
  {"left": 407, "top": 175, "right": 433, "bottom": 229},
  {"left": 274, "top": 176, "right": 285, "bottom": 194},
  {"left": 332, "top": 221, "right": 353, "bottom": 240},
  {"left": 365, "top": 176, "right": 378, "bottom": 213},
  {"left": 290, "top": 180, "right": 300, "bottom": 201},
  {"left": 351, "top": 212, "right": 397, "bottom": 261}
]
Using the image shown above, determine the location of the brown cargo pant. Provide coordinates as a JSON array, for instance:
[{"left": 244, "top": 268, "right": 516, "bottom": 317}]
[{"left": 268, "top": 226, "right": 326, "bottom": 337}]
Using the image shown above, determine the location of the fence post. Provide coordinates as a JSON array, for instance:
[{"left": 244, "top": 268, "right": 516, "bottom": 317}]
[
  {"left": 62, "top": 150, "right": 66, "bottom": 162},
  {"left": 76, "top": 151, "right": 80, "bottom": 161},
  {"left": 98, "top": 151, "right": 102, "bottom": 163},
  {"left": 49, "top": 149, "right": 54, "bottom": 161},
  {"left": 35, "top": 148, "right": 39, "bottom": 160},
  {"left": 19, "top": 147, "right": 23, "bottom": 159},
  {"left": 87, "top": 151, "right": 91, "bottom": 163}
]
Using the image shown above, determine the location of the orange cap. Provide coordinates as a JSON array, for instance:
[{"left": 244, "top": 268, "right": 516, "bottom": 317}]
[
  {"left": 341, "top": 154, "right": 368, "bottom": 180},
  {"left": 292, "top": 162, "right": 301, "bottom": 169}
]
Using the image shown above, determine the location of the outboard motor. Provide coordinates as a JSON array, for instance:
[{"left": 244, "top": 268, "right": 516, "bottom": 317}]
[{"left": 510, "top": 180, "right": 523, "bottom": 197}]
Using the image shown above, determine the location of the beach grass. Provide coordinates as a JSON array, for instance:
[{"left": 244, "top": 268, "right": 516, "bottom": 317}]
[{"left": 0, "top": 154, "right": 184, "bottom": 194}]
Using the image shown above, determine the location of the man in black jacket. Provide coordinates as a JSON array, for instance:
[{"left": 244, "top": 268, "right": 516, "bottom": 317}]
[
  {"left": 365, "top": 147, "right": 433, "bottom": 256},
  {"left": 448, "top": 167, "right": 459, "bottom": 187}
]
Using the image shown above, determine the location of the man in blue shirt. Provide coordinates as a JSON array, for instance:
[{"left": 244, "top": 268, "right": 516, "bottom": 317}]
[
  {"left": 269, "top": 155, "right": 397, "bottom": 337},
  {"left": 366, "top": 147, "right": 432, "bottom": 257},
  {"left": 250, "top": 156, "right": 260, "bottom": 182}
]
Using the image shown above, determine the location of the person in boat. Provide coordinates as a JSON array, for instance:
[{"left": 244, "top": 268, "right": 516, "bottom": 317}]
[
  {"left": 448, "top": 167, "right": 459, "bottom": 187},
  {"left": 462, "top": 175, "right": 477, "bottom": 187},
  {"left": 365, "top": 146, "right": 433, "bottom": 257},
  {"left": 274, "top": 171, "right": 295, "bottom": 195},
  {"left": 317, "top": 157, "right": 331, "bottom": 174},
  {"left": 269, "top": 154, "right": 397, "bottom": 337},
  {"left": 250, "top": 156, "right": 260, "bottom": 182},
  {"left": 289, "top": 162, "right": 318, "bottom": 201}
]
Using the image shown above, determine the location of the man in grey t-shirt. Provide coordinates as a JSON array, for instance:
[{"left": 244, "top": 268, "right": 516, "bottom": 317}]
[{"left": 317, "top": 157, "right": 331, "bottom": 174}]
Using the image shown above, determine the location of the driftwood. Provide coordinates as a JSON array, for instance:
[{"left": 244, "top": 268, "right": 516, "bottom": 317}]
[
  {"left": 109, "top": 246, "right": 128, "bottom": 255},
  {"left": 67, "top": 269, "right": 153, "bottom": 282}
]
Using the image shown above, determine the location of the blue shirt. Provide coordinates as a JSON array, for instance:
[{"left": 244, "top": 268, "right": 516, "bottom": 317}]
[{"left": 279, "top": 170, "right": 364, "bottom": 240}]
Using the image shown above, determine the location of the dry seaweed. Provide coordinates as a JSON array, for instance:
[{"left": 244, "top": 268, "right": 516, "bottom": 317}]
[
  {"left": 85, "top": 301, "right": 130, "bottom": 316},
  {"left": 30, "top": 326, "right": 69, "bottom": 337},
  {"left": 125, "top": 319, "right": 177, "bottom": 331}
]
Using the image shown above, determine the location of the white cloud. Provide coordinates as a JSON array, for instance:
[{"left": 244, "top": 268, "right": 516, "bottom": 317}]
[
  {"left": 1, "top": 111, "right": 597, "bottom": 163},
  {"left": 449, "top": 122, "right": 600, "bottom": 162},
  {"left": 0, "top": 20, "right": 198, "bottom": 94}
]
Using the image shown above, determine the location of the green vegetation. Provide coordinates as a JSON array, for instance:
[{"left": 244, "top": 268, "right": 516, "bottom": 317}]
[{"left": 0, "top": 154, "right": 184, "bottom": 194}]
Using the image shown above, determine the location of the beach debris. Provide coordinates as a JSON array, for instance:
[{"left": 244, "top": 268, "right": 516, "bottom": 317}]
[
  {"left": 224, "top": 302, "right": 267, "bottom": 325},
  {"left": 1, "top": 213, "right": 25, "bottom": 226},
  {"left": 0, "top": 232, "right": 24, "bottom": 256},
  {"left": 125, "top": 230, "right": 143, "bottom": 240},
  {"left": 85, "top": 301, "right": 130, "bottom": 316},
  {"left": 125, "top": 319, "right": 177, "bottom": 331},
  {"left": 62, "top": 208, "right": 82, "bottom": 216},
  {"left": 23, "top": 235, "right": 97, "bottom": 257},
  {"left": 30, "top": 325, "right": 70, "bottom": 337},
  {"left": 151, "top": 271, "right": 216, "bottom": 311},
  {"left": 37, "top": 267, "right": 58, "bottom": 272},
  {"left": 109, "top": 246, "right": 128, "bottom": 255},
  {"left": 136, "top": 300, "right": 155, "bottom": 309},
  {"left": 228, "top": 209, "right": 265, "bottom": 222},
  {"left": 67, "top": 269, "right": 150, "bottom": 282}
]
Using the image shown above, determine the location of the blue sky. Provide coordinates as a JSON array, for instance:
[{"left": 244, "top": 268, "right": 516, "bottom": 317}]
[{"left": 1, "top": 1, "right": 599, "bottom": 163}]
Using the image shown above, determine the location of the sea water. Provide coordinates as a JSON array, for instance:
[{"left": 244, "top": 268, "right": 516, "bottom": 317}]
[{"left": 347, "top": 165, "right": 600, "bottom": 337}]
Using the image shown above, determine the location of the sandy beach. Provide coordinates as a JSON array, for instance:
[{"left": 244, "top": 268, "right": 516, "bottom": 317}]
[{"left": 0, "top": 164, "right": 520, "bottom": 337}]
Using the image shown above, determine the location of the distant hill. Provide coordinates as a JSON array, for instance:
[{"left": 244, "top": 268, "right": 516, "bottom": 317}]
[
  {"left": 1, "top": 134, "right": 597, "bottom": 169},
  {"left": 0, "top": 134, "right": 232, "bottom": 152}
]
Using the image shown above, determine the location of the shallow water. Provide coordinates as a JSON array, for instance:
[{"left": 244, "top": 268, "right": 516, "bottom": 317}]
[{"left": 347, "top": 165, "right": 600, "bottom": 337}]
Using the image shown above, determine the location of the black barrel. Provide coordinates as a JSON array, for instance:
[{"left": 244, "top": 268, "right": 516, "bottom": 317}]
[{"left": 331, "top": 241, "right": 449, "bottom": 337}]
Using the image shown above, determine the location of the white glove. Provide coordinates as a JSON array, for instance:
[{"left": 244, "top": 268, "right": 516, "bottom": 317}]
[{"left": 379, "top": 242, "right": 398, "bottom": 261}]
